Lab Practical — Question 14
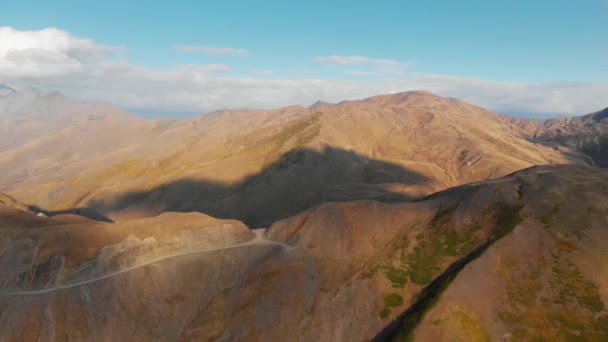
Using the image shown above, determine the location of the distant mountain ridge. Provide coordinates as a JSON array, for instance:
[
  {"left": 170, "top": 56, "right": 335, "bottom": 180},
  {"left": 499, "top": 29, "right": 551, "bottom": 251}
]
[
  {"left": 0, "top": 88, "right": 592, "bottom": 226},
  {"left": 504, "top": 106, "right": 608, "bottom": 167},
  {"left": 0, "top": 85, "right": 149, "bottom": 153},
  {"left": 0, "top": 86, "right": 607, "bottom": 340}
]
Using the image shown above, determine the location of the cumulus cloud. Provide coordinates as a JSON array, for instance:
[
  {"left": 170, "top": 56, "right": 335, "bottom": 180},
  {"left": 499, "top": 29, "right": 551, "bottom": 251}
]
[
  {"left": 174, "top": 45, "right": 248, "bottom": 56},
  {"left": 249, "top": 70, "right": 274, "bottom": 76},
  {"left": 313, "top": 55, "right": 404, "bottom": 67},
  {"left": 313, "top": 55, "right": 410, "bottom": 77},
  {"left": 395, "top": 75, "right": 608, "bottom": 115},
  {"left": 1, "top": 27, "right": 606, "bottom": 117},
  {"left": 31, "top": 71, "right": 607, "bottom": 116},
  {"left": 345, "top": 70, "right": 383, "bottom": 77},
  {"left": 0, "top": 26, "right": 120, "bottom": 77}
]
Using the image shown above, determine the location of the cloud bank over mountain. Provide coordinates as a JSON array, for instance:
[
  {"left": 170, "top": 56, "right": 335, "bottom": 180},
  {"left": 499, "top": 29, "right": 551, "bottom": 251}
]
[{"left": 1, "top": 26, "right": 606, "bottom": 116}]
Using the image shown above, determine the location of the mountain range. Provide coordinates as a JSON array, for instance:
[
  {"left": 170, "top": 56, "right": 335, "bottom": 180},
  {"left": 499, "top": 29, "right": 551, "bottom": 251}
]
[{"left": 0, "top": 86, "right": 606, "bottom": 341}]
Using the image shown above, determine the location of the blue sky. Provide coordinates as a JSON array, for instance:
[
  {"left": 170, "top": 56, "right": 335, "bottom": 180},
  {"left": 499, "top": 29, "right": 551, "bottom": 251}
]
[{"left": 0, "top": 0, "right": 607, "bottom": 117}]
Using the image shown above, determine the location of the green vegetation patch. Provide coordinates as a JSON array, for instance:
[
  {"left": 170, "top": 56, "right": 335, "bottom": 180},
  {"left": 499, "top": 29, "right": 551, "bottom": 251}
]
[
  {"left": 402, "top": 243, "right": 440, "bottom": 285},
  {"left": 492, "top": 204, "right": 523, "bottom": 239},
  {"left": 384, "top": 266, "right": 408, "bottom": 288},
  {"left": 391, "top": 243, "right": 491, "bottom": 341},
  {"left": 497, "top": 254, "right": 608, "bottom": 341},
  {"left": 402, "top": 223, "right": 481, "bottom": 285},
  {"left": 380, "top": 307, "right": 391, "bottom": 319},
  {"left": 552, "top": 265, "right": 605, "bottom": 313},
  {"left": 448, "top": 308, "right": 491, "bottom": 342},
  {"left": 386, "top": 203, "right": 524, "bottom": 341},
  {"left": 368, "top": 220, "right": 481, "bottom": 290},
  {"left": 380, "top": 220, "right": 483, "bottom": 289},
  {"left": 384, "top": 293, "right": 404, "bottom": 307},
  {"left": 443, "top": 223, "right": 480, "bottom": 256},
  {"left": 430, "top": 206, "right": 454, "bottom": 229},
  {"left": 380, "top": 235, "right": 410, "bottom": 287}
]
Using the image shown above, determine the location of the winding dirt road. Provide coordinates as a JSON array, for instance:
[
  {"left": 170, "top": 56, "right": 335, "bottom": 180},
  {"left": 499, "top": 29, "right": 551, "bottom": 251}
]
[{"left": 0, "top": 229, "right": 286, "bottom": 296}]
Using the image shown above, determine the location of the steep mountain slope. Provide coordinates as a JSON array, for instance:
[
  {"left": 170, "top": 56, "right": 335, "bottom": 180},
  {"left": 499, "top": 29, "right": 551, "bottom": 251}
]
[
  {"left": 0, "top": 165, "right": 605, "bottom": 340},
  {"left": 308, "top": 91, "right": 578, "bottom": 185},
  {"left": 504, "top": 106, "right": 608, "bottom": 167},
  {"left": 0, "top": 97, "right": 316, "bottom": 212},
  {"left": 384, "top": 165, "right": 608, "bottom": 341},
  {"left": 1, "top": 90, "right": 584, "bottom": 227},
  {"left": 0, "top": 87, "right": 173, "bottom": 196}
]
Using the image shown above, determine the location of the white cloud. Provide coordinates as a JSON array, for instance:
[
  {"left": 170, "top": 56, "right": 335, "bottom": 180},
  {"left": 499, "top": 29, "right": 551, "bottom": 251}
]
[
  {"left": 0, "top": 26, "right": 120, "bottom": 77},
  {"left": 173, "top": 64, "right": 232, "bottom": 74},
  {"left": 313, "top": 55, "right": 410, "bottom": 77},
  {"left": 1, "top": 27, "right": 606, "bottom": 117},
  {"left": 313, "top": 55, "right": 404, "bottom": 67},
  {"left": 345, "top": 70, "right": 383, "bottom": 77},
  {"left": 249, "top": 70, "right": 274, "bottom": 76},
  {"left": 395, "top": 75, "right": 608, "bottom": 115},
  {"left": 32, "top": 71, "right": 606, "bottom": 116},
  {"left": 174, "top": 45, "right": 248, "bottom": 56}
]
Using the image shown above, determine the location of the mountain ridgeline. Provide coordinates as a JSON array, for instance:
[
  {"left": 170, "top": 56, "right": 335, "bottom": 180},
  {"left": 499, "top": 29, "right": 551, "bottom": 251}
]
[
  {"left": 505, "top": 106, "right": 608, "bottom": 167},
  {"left": 0, "top": 87, "right": 606, "bottom": 341},
  {"left": 0, "top": 88, "right": 593, "bottom": 223}
]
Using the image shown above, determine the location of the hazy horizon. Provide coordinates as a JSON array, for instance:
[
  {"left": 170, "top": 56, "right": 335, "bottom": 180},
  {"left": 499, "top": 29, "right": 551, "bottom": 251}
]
[
  {"left": 1, "top": 83, "right": 600, "bottom": 120},
  {"left": 1, "top": 0, "right": 607, "bottom": 117}
]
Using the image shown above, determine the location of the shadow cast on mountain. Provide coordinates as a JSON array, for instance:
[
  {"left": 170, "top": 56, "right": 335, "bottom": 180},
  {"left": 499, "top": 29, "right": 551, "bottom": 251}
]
[
  {"left": 27, "top": 205, "right": 114, "bottom": 223},
  {"left": 87, "top": 146, "right": 431, "bottom": 228}
]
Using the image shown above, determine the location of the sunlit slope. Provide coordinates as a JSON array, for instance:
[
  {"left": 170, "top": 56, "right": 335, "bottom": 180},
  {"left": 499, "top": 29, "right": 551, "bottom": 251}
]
[
  {"left": 1, "top": 91, "right": 583, "bottom": 227},
  {"left": 0, "top": 165, "right": 605, "bottom": 340},
  {"left": 389, "top": 165, "right": 608, "bottom": 341}
]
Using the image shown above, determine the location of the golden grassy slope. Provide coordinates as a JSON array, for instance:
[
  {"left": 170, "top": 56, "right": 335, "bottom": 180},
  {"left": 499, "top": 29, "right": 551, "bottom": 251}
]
[
  {"left": 0, "top": 165, "right": 605, "bottom": 341},
  {"left": 0, "top": 91, "right": 588, "bottom": 227}
]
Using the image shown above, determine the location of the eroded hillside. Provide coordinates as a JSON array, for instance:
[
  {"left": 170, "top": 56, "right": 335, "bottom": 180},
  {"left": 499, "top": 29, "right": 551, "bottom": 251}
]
[
  {"left": 0, "top": 91, "right": 587, "bottom": 227},
  {"left": 0, "top": 165, "right": 605, "bottom": 341}
]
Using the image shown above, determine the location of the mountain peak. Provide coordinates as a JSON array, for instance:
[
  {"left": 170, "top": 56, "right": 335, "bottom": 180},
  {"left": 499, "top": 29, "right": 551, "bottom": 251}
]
[
  {"left": 386, "top": 90, "right": 439, "bottom": 100},
  {"left": 308, "top": 100, "right": 333, "bottom": 112},
  {"left": 352, "top": 90, "right": 442, "bottom": 106}
]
